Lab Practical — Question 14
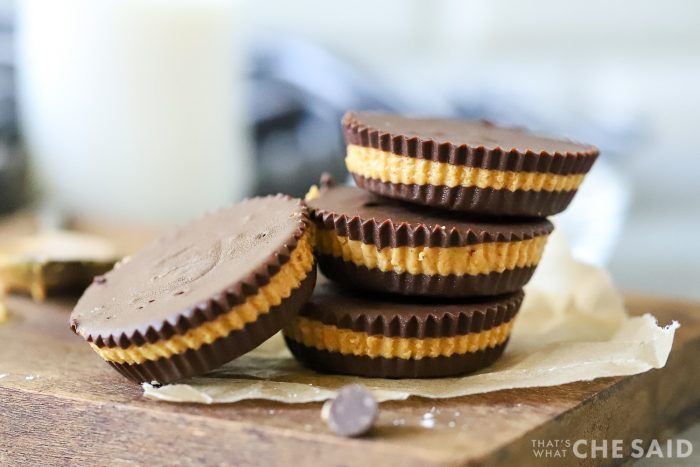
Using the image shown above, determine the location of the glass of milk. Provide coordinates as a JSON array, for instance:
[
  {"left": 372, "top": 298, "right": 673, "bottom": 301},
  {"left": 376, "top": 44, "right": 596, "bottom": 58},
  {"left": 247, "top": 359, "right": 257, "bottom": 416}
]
[{"left": 16, "top": 0, "right": 252, "bottom": 226}]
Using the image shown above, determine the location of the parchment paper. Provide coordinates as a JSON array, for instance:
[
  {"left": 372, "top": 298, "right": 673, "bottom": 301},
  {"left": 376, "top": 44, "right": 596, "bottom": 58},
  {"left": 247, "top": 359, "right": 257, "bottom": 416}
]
[{"left": 143, "top": 230, "right": 679, "bottom": 404}]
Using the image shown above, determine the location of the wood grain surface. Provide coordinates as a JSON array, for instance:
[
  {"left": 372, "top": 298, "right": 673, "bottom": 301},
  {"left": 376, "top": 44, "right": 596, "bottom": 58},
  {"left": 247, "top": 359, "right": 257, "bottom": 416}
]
[{"left": 0, "top": 294, "right": 698, "bottom": 466}]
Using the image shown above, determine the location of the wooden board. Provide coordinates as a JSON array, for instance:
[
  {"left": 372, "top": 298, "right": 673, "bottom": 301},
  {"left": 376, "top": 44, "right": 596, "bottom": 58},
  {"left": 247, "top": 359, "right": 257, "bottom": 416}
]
[{"left": 0, "top": 294, "right": 698, "bottom": 466}]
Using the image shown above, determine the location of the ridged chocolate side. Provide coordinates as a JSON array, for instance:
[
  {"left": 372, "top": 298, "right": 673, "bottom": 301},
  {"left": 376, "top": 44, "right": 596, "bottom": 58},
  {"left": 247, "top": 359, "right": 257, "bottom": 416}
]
[
  {"left": 285, "top": 337, "right": 509, "bottom": 378},
  {"left": 353, "top": 174, "right": 579, "bottom": 217},
  {"left": 108, "top": 267, "right": 316, "bottom": 384},
  {"left": 71, "top": 195, "right": 311, "bottom": 349},
  {"left": 318, "top": 254, "right": 536, "bottom": 298},
  {"left": 309, "top": 183, "right": 554, "bottom": 248},
  {"left": 343, "top": 111, "right": 599, "bottom": 176},
  {"left": 297, "top": 280, "right": 523, "bottom": 337}
]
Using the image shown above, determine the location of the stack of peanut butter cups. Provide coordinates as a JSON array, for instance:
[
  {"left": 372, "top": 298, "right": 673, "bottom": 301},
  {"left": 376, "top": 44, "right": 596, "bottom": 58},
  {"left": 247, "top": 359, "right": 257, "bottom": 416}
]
[{"left": 283, "top": 111, "right": 599, "bottom": 378}]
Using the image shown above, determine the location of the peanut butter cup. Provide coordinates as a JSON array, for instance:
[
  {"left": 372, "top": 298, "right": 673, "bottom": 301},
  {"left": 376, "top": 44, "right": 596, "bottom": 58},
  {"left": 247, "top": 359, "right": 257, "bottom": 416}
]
[
  {"left": 343, "top": 111, "right": 598, "bottom": 216},
  {"left": 284, "top": 280, "right": 524, "bottom": 378},
  {"left": 306, "top": 179, "right": 552, "bottom": 297},
  {"left": 70, "top": 195, "right": 316, "bottom": 384},
  {"left": 0, "top": 232, "right": 118, "bottom": 302}
]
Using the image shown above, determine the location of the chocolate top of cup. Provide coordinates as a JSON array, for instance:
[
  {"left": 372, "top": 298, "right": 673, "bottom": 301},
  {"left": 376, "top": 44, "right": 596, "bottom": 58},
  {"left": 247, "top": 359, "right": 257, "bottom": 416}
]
[
  {"left": 308, "top": 181, "right": 553, "bottom": 248},
  {"left": 300, "top": 280, "right": 524, "bottom": 338},
  {"left": 71, "top": 195, "right": 309, "bottom": 348},
  {"left": 343, "top": 111, "right": 598, "bottom": 174}
]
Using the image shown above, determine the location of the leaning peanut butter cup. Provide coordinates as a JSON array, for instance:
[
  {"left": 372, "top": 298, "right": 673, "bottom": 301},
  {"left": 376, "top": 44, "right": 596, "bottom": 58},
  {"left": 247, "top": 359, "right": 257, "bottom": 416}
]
[
  {"left": 70, "top": 195, "right": 316, "bottom": 384},
  {"left": 306, "top": 178, "right": 553, "bottom": 297}
]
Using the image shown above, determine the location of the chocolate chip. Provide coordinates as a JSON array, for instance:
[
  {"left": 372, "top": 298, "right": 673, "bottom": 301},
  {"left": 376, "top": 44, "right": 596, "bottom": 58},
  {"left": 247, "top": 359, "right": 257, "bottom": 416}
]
[
  {"left": 93, "top": 276, "right": 107, "bottom": 284},
  {"left": 321, "top": 384, "right": 378, "bottom": 437}
]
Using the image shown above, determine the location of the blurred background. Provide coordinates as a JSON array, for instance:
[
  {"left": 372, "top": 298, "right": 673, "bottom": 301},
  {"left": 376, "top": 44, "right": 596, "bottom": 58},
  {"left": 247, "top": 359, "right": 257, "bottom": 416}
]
[{"left": 0, "top": 0, "right": 698, "bottom": 300}]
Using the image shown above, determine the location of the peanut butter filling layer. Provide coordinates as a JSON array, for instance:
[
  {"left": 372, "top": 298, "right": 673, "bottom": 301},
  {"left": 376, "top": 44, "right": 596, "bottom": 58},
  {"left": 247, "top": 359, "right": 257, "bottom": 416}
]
[
  {"left": 91, "top": 231, "right": 314, "bottom": 365},
  {"left": 284, "top": 316, "right": 514, "bottom": 360},
  {"left": 315, "top": 228, "right": 548, "bottom": 276},
  {"left": 346, "top": 144, "right": 585, "bottom": 192}
]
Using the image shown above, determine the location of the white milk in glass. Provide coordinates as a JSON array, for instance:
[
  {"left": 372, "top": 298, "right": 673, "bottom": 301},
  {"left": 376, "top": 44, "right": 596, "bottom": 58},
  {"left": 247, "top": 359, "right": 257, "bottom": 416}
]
[{"left": 16, "top": 0, "right": 251, "bottom": 226}]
